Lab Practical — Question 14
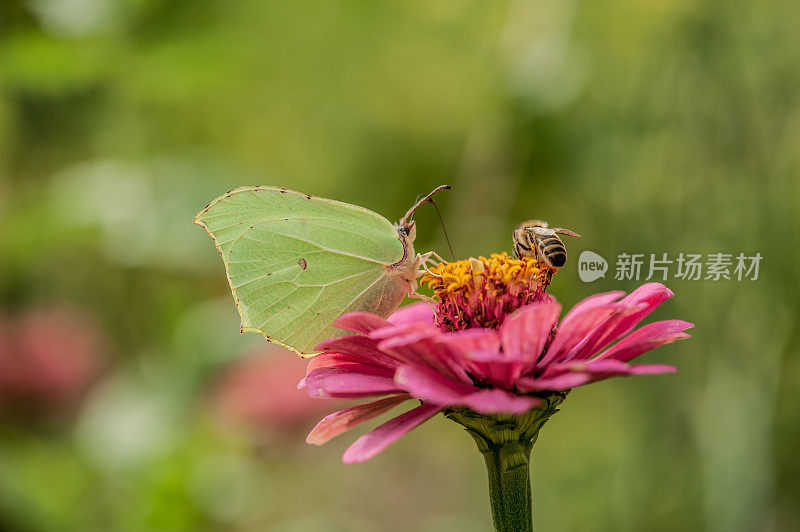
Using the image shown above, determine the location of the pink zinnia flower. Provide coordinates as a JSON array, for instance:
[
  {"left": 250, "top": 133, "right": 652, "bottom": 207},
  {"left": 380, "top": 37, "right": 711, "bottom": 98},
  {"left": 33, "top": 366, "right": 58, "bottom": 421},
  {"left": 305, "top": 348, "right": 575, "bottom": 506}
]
[{"left": 301, "top": 254, "right": 692, "bottom": 464}]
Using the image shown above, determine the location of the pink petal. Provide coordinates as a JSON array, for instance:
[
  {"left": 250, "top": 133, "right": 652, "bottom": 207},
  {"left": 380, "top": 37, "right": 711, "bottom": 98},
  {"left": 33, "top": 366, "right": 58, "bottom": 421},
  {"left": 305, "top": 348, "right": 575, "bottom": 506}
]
[
  {"left": 305, "top": 353, "right": 388, "bottom": 376},
  {"left": 342, "top": 403, "right": 441, "bottom": 464},
  {"left": 621, "top": 282, "right": 674, "bottom": 309},
  {"left": 387, "top": 302, "right": 435, "bottom": 327},
  {"left": 564, "top": 304, "right": 647, "bottom": 362},
  {"left": 395, "top": 365, "right": 540, "bottom": 414},
  {"left": 394, "top": 364, "right": 478, "bottom": 406},
  {"left": 378, "top": 331, "right": 469, "bottom": 383},
  {"left": 587, "top": 283, "right": 674, "bottom": 351},
  {"left": 315, "top": 335, "right": 400, "bottom": 369},
  {"left": 436, "top": 328, "right": 501, "bottom": 358},
  {"left": 536, "top": 359, "right": 627, "bottom": 380},
  {"left": 577, "top": 359, "right": 630, "bottom": 374},
  {"left": 558, "top": 290, "right": 625, "bottom": 320},
  {"left": 538, "top": 304, "right": 621, "bottom": 368},
  {"left": 516, "top": 372, "right": 591, "bottom": 391},
  {"left": 535, "top": 359, "right": 628, "bottom": 386},
  {"left": 500, "top": 301, "right": 561, "bottom": 369},
  {"left": 369, "top": 321, "right": 436, "bottom": 341},
  {"left": 334, "top": 312, "right": 391, "bottom": 334},
  {"left": 305, "top": 367, "right": 401, "bottom": 398},
  {"left": 576, "top": 359, "right": 678, "bottom": 384},
  {"left": 628, "top": 364, "right": 677, "bottom": 375},
  {"left": 541, "top": 284, "right": 676, "bottom": 368},
  {"left": 434, "top": 328, "right": 501, "bottom": 377},
  {"left": 467, "top": 350, "right": 524, "bottom": 363},
  {"left": 594, "top": 320, "right": 694, "bottom": 363},
  {"left": 464, "top": 350, "right": 526, "bottom": 388},
  {"left": 460, "top": 389, "right": 542, "bottom": 414},
  {"left": 306, "top": 395, "right": 409, "bottom": 445}
]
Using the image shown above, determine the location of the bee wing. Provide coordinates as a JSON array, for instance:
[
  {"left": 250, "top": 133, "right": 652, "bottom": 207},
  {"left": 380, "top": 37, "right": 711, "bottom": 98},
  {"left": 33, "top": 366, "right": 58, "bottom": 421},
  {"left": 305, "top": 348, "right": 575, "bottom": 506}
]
[
  {"left": 553, "top": 228, "right": 581, "bottom": 238},
  {"left": 529, "top": 226, "right": 555, "bottom": 236}
]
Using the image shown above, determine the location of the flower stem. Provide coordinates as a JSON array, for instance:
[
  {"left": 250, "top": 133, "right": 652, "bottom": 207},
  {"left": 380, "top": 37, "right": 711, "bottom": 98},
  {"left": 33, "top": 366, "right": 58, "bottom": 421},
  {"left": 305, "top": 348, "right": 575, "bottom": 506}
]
[
  {"left": 445, "top": 392, "right": 567, "bottom": 532},
  {"left": 481, "top": 439, "right": 533, "bottom": 531}
]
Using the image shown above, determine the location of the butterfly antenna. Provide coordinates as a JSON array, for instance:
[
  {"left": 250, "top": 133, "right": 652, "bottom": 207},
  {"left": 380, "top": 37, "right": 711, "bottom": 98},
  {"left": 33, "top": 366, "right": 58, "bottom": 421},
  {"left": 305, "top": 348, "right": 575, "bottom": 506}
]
[
  {"left": 407, "top": 194, "right": 425, "bottom": 221},
  {"left": 429, "top": 198, "right": 455, "bottom": 260},
  {"left": 400, "top": 185, "right": 452, "bottom": 225}
]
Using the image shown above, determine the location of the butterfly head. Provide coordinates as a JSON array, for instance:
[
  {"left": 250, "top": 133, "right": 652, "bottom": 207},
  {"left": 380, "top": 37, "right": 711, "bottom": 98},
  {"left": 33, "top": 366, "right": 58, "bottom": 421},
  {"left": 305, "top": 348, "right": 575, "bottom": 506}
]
[{"left": 395, "top": 220, "right": 417, "bottom": 243}]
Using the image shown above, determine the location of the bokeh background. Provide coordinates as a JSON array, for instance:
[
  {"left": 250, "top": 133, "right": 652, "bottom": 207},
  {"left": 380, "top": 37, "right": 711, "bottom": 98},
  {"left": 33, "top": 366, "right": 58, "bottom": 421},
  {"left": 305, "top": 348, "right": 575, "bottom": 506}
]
[{"left": 1, "top": 1, "right": 798, "bottom": 531}]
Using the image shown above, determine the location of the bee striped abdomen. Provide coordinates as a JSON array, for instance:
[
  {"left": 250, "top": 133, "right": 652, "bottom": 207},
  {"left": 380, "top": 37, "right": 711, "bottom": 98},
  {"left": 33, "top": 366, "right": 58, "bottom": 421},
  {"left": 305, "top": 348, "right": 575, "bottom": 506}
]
[
  {"left": 538, "top": 236, "right": 567, "bottom": 267},
  {"left": 513, "top": 219, "right": 579, "bottom": 268}
]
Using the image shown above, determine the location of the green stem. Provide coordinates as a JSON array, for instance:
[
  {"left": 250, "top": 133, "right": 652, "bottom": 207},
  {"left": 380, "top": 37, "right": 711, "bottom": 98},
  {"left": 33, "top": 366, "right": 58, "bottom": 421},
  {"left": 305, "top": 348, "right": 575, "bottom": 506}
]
[
  {"left": 445, "top": 392, "right": 567, "bottom": 532},
  {"left": 482, "top": 447, "right": 506, "bottom": 530},
  {"left": 481, "top": 440, "right": 533, "bottom": 531}
]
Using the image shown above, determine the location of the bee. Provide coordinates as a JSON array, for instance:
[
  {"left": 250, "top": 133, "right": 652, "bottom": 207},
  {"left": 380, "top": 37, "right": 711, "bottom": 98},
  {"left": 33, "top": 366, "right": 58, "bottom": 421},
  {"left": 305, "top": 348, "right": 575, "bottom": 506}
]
[{"left": 513, "top": 220, "right": 581, "bottom": 268}]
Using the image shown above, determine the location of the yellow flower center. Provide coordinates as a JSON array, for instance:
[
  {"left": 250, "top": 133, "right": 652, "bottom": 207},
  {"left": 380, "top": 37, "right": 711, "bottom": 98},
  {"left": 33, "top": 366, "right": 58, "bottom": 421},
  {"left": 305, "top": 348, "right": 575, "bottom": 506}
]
[{"left": 422, "top": 252, "right": 553, "bottom": 297}]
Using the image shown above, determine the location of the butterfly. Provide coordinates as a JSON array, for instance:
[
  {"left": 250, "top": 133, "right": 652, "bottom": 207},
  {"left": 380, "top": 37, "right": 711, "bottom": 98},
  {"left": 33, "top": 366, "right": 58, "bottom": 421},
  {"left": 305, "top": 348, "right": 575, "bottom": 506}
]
[{"left": 194, "top": 185, "right": 448, "bottom": 355}]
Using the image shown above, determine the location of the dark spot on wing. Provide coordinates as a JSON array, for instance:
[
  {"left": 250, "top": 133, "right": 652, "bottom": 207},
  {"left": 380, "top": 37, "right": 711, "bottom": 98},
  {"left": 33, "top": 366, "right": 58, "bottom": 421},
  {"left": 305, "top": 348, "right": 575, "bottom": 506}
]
[{"left": 298, "top": 258, "right": 308, "bottom": 270}]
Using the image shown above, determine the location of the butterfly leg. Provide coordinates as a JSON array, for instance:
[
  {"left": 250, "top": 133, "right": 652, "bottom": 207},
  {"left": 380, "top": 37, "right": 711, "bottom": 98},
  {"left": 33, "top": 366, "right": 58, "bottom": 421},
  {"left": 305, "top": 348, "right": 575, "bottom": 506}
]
[
  {"left": 426, "top": 251, "right": 449, "bottom": 264},
  {"left": 419, "top": 260, "right": 441, "bottom": 278},
  {"left": 407, "top": 289, "right": 435, "bottom": 306},
  {"left": 402, "top": 252, "right": 437, "bottom": 305},
  {"left": 415, "top": 251, "right": 447, "bottom": 278}
]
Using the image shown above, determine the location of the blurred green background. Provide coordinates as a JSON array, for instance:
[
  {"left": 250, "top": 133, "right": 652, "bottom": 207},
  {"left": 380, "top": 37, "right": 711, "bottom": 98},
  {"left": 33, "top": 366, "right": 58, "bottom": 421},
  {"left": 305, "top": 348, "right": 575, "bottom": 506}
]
[{"left": 1, "top": 1, "right": 798, "bottom": 530}]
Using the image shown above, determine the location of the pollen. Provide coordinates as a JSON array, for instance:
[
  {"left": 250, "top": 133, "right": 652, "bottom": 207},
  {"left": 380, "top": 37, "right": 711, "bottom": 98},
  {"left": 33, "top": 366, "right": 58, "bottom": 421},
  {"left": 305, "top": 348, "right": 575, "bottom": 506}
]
[
  {"left": 422, "top": 253, "right": 550, "bottom": 295},
  {"left": 422, "top": 253, "right": 555, "bottom": 331}
]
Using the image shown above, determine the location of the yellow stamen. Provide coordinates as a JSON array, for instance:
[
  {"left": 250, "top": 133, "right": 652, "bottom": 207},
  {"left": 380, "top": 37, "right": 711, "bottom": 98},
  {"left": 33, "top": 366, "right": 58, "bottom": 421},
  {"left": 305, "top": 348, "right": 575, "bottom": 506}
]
[{"left": 422, "top": 252, "right": 553, "bottom": 297}]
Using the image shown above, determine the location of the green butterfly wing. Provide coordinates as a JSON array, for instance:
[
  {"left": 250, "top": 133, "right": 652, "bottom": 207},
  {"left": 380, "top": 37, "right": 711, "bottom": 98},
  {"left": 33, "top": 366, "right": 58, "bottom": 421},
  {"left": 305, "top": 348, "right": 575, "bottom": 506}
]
[{"left": 194, "top": 186, "right": 415, "bottom": 355}]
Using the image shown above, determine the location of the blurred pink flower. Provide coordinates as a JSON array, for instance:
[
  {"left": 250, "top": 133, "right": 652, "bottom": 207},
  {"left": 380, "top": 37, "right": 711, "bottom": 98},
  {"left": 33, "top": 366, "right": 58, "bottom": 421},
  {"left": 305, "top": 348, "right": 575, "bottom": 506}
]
[
  {"left": 212, "top": 344, "right": 342, "bottom": 436},
  {"left": 0, "top": 305, "right": 105, "bottom": 416},
  {"left": 301, "top": 282, "right": 692, "bottom": 463}
]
